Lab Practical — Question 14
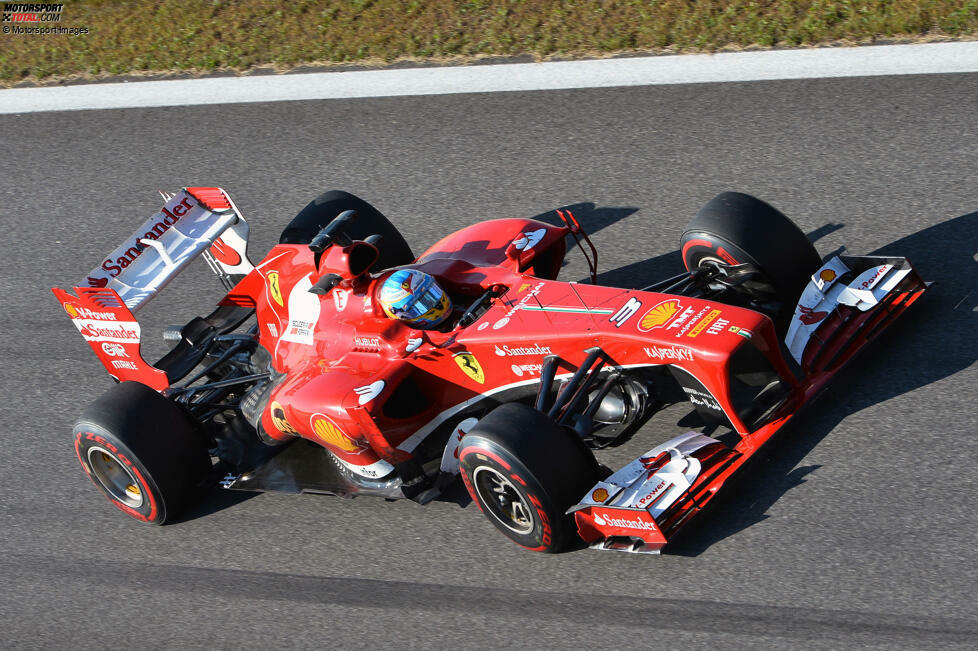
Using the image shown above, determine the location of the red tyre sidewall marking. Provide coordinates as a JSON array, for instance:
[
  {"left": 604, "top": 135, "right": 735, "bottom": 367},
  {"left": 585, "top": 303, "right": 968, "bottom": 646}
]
[
  {"left": 715, "top": 247, "right": 739, "bottom": 264},
  {"left": 681, "top": 237, "right": 741, "bottom": 267},
  {"left": 525, "top": 493, "right": 552, "bottom": 551},
  {"left": 681, "top": 238, "right": 712, "bottom": 264},
  {"left": 459, "top": 445, "right": 551, "bottom": 551},
  {"left": 458, "top": 463, "right": 483, "bottom": 512},
  {"left": 459, "top": 445, "right": 510, "bottom": 471},
  {"left": 76, "top": 431, "right": 159, "bottom": 523}
]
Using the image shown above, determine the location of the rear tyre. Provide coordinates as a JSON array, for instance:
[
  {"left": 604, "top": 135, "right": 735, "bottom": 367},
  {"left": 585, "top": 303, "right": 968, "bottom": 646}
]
[
  {"left": 279, "top": 190, "right": 415, "bottom": 270},
  {"left": 458, "top": 403, "right": 599, "bottom": 552},
  {"left": 73, "top": 382, "right": 211, "bottom": 524},
  {"left": 680, "top": 192, "right": 822, "bottom": 304}
]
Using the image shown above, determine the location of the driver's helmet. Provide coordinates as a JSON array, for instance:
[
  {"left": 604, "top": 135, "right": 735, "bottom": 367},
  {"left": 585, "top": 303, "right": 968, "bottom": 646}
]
[{"left": 378, "top": 269, "right": 452, "bottom": 328}]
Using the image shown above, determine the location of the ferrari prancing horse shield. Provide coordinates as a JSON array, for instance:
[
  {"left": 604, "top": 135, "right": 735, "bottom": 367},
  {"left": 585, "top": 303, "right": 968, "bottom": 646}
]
[
  {"left": 453, "top": 352, "right": 485, "bottom": 384},
  {"left": 267, "top": 271, "right": 284, "bottom": 306}
]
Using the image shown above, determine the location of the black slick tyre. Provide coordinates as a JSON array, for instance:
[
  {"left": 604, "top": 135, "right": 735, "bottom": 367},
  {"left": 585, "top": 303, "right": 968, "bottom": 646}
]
[
  {"left": 680, "top": 192, "right": 822, "bottom": 304},
  {"left": 73, "top": 381, "right": 211, "bottom": 524},
  {"left": 279, "top": 190, "right": 414, "bottom": 270},
  {"left": 458, "top": 403, "right": 599, "bottom": 552}
]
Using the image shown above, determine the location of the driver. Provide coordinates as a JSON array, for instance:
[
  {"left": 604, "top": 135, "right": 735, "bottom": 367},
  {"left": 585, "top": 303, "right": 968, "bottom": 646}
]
[{"left": 377, "top": 269, "right": 453, "bottom": 329}]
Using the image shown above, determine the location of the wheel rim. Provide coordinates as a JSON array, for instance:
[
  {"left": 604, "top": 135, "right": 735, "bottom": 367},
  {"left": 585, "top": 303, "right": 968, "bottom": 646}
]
[
  {"left": 472, "top": 466, "right": 534, "bottom": 534},
  {"left": 696, "top": 255, "right": 727, "bottom": 268},
  {"left": 697, "top": 253, "right": 778, "bottom": 297},
  {"left": 87, "top": 446, "right": 144, "bottom": 509}
]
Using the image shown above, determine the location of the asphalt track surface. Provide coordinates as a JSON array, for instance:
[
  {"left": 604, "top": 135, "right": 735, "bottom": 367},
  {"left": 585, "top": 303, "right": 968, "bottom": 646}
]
[{"left": 1, "top": 73, "right": 977, "bottom": 648}]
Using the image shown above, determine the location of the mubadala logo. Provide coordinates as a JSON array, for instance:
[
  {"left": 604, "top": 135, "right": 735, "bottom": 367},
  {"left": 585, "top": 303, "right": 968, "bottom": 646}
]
[
  {"left": 592, "top": 511, "right": 659, "bottom": 531},
  {"left": 494, "top": 343, "right": 552, "bottom": 357}
]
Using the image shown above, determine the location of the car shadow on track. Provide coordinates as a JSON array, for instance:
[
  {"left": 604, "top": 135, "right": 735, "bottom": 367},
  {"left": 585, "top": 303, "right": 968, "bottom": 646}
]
[
  {"left": 664, "top": 209, "right": 978, "bottom": 556},
  {"left": 172, "top": 488, "right": 260, "bottom": 524}
]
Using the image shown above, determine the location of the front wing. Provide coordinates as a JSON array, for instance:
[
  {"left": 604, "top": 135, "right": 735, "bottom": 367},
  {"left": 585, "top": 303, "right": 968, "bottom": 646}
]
[{"left": 569, "top": 254, "right": 928, "bottom": 553}]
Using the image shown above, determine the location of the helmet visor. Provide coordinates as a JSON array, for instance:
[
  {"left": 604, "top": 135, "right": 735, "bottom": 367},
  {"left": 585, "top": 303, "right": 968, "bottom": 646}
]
[{"left": 397, "top": 284, "right": 447, "bottom": 322}]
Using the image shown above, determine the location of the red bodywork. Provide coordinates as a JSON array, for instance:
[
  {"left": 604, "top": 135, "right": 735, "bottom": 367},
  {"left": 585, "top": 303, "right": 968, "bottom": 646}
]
[
  {"left": 53, "top": 191, "right": 927, "bottom": 552},
  {"left": 213, "top": 215, "right": 807, "bottom": 487}
]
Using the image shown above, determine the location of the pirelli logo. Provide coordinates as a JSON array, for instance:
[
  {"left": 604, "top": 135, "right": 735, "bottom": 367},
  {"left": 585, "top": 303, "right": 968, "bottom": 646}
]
[
  {"left": 687, "top": 309, "right": 721, "bottom": 338},
  {"left": 1, "top": 3, "right": 64, "bottom": 22}
]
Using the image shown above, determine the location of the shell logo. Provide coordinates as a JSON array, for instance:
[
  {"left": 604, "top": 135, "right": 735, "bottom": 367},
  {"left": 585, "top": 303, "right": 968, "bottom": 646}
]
[
  {"left": 270, "top": 401, "right": 298, "bottom": 436},
  {"left": 638, "top": 299, "right": 682, "bottom": 332},
  {"left": 819, "top": 269, "right": 837, "bottom": 282},
  {"left": 63, "top": 303, "right": 79, "bottom": 318},
  {"left": 592, "top": 488, "right": 609, "bottom": 502},
  {"left": 310, "top": 414, "right": 360, "bottom": 453}
]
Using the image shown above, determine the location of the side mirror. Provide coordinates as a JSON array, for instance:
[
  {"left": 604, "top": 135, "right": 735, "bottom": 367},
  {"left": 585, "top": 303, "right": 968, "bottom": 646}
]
[
  {"left": 346, "top": 240, "right": 380, "bottom": 277},
  {"left": 310, "top": 240, "right": 380, "bottom": 295}
]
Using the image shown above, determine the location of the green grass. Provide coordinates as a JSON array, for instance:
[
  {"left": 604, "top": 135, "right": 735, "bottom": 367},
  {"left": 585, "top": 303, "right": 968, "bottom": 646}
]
[{"left": 2, "top": 1, "right": 977, "bottom": 85}]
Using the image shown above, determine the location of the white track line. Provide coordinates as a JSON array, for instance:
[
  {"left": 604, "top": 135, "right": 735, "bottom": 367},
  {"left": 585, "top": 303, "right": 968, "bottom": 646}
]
[{"left": 2, "top": 41, "right": 977, "bottom": 114}]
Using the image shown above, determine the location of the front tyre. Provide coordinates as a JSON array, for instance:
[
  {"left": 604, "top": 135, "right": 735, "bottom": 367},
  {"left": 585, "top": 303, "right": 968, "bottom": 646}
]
[
  {"left": 458, "top": 403, "right": 599, "bottom": 552},
  {"left": 680, "top": 192, "right": 822, "bottom": 304},
  {"left": 73, "top": 382, "right": 211, "bottom": 524}
]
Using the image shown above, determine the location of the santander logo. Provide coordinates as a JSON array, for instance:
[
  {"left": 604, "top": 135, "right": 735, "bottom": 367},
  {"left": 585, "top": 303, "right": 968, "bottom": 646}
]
[
  {"left": 76, "top": 320, "right": 140, "bottom": 343},
  {"left": 592, "top": 511, "right": 659, "bottom": 531},
  {"left": 95, "top": 196, "right": 196, "bottom": 279},
  {"left": 494, "top": 343, "right": 552, "bottom": 357}
]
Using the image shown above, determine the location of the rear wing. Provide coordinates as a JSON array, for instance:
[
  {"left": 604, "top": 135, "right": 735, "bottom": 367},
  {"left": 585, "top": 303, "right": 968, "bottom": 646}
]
[{"left": 52, "top": 187, "right": 255, "bottom": 389}]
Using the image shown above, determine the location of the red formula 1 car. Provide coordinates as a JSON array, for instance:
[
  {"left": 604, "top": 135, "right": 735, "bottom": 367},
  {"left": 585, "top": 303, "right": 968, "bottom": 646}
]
[{"left": 54, "top": 188, "right": 927, "bottom": 553}]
